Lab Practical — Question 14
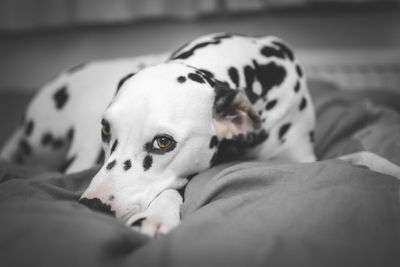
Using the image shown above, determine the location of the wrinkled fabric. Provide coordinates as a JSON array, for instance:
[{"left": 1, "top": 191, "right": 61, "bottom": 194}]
[{"left": 0, "top": 82, "right": 400, "bottom": 267}]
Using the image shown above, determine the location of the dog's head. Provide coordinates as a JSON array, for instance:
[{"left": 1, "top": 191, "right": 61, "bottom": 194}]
[{"left": 80, "top": 62, "right": 260, "bottom": 220}]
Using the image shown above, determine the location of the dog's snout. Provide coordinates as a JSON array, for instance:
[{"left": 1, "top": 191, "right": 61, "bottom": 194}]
[{"left": 79, "top": 197, "right": 115, "bottom": 217}]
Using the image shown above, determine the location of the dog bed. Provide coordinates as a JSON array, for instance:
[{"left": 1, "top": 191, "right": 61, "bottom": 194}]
[{"left": 0, "top": 80, "right": 399, "bottom": 267}]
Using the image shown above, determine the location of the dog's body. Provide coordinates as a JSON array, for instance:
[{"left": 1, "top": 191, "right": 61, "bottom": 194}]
[{"left": 1, "top": 33, "right": 398, "bottom": 237}]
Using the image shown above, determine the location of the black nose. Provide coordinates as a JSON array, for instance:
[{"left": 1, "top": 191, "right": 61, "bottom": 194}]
[{"left": 79, "top": 197, "right": 115, "bottom": 217}]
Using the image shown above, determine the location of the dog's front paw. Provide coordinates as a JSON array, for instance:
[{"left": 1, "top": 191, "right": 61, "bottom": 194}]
[
  {"left": 128, "top": 215, "right": 175, "bottom": 238},
  {"left": 126, "top": 189, "right": 182, "bottom": 238}
]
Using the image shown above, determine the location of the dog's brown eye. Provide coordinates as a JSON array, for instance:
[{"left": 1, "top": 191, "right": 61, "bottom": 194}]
[
  {"left": 102, "top": 125, "right": 111, "bottom": 136},
  {"left": 155, "top": 136, "right": 171, "bottom": 149},
  {"left": 153, "top": 135, "right": 175, "bottom": 150}
]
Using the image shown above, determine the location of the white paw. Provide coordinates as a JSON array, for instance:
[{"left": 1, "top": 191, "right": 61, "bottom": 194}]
[
  {"left": 127, "top": 215, "right": 173, "bottom": 238},
  {"left": 126, "top": 189, "right": 183, "bottom": 238}
]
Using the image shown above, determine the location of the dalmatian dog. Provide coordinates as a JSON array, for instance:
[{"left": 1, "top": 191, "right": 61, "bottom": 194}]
[{"left": 1, "top": 33, "right": 399, "bottom": 237}]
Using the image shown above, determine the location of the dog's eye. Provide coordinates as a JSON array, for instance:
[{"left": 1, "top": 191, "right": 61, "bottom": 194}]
[
  {"left": 153, "top": 135, "right": 175, "bottom": 150},
  {"left": 102, "top": 126, "right": 111, "bottom": 136},
  {"left": 101, "top": 119, "right": 111, "bottom": 136}
]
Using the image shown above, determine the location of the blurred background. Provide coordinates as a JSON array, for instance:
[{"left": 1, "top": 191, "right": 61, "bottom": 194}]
[{"left": 0, "top": 0, "right": 399, "bottom": 92}]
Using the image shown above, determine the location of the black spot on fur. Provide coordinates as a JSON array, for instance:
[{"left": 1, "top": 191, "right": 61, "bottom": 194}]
[
  {"left": 108, "top": 195, "right": 115, "bottom": 201},
  {"left": 296, "top": 64, "right": 303, "bottom": 77},
  {"left": 67, "top": 128, "right": 74, "bottom": 140},
  {"left": 177, "top": 76, "right": 186, "bottom": 83},
  {"left": 96, "top": 149, "right": 105, "bottom": 165},
  {"left": 228, "top": 67, "right": 240, "bottom": 88},
  {"left": 211, "top": 130, "right": 269, "bottom": 166},
  {"left": 197, "top": 69, "right": 214, "bottom": 78},
  {"left": 209, "top": 136, "right": 219, "bottom": 149},
  {"left": 260, "top": 46, "right": 286, "bottom": 60},
  {"left": 24, "top": 120, "right": 34, "bottom": 136},
  {"left": 253, "top": 60, "right": 286, "bottom": 97},
  {"left": 271, "top": 41, "right": 294, "bottom": 61},
  {"left": 123, "top": 160, "right": 132, "bottom": 171},
  {"left": 170, "top": 34, "right": 232, "bottom": 60},
  {"left": 106, "top": 159, "right": 116, "bottom": 171},
  {"left": 52, "top": 138, "right": 64, "bottom": 149},
  {"left": 66, "top": 62, "right": 87, "bottom": 74},
  {"left": 79, "top": 198, "right": 115, "bottom": 217},
  {"left": 294, "top": 80, "right": 301, "bottom": 93},
  {"left": 278, "top": 123, "right": 291, "bottom": 142},
  {"left": 41, "top": 133, "right": 53, "bottom": 146},
  {"left": 244, "top": 61, "right": 286, "bottom": 104},
  {"left": 116, "top": 73, "right": 135, "bottom": 94},
  {"left": 244, "top": 65, "right": 258, "bottom": 103},
  {"left": 53, "top": 86, "right": 69, "bottom": 109},
  {"left": 58, "top": 155, "right": 76, "bottom": 173},
  {"left": 131, "top": 217, "right": 146, "bottom": 227},
  {"left": 309, "top": 131, "right": 315, "bottom": 143},
  {"left": 19, "top": 139, "right": 32, "bottom": 156},
  {"left": 143, "top": 155, "right": 153, "bottom": 171},
  {"left": 299, "top": 97, "right": 307, "bottom": 111},
  {"left": 188, "top": 73, "right": 205, "bottom": 84},
  {"left": 265, "top": 99, "right": 277, "bottom": 110},
  {"left": 111, "top": 139, "right": 118, "bottom": 154}
]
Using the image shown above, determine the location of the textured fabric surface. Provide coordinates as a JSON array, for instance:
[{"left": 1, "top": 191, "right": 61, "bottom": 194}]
[
  {"left": 0, "top": 83, "right": 399, "bottom": 267},
  {"left": 0, "top": 160, "right": 399, "bottom": 267}
]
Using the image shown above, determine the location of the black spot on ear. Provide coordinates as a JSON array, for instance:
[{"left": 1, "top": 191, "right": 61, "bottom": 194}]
[
  {"left": 116, "top": 73, "right": 135, "bottom": 94},
  {"left": 278, "top": 123, "right": 291, "bottom": 142},
  {"left": 79, "top": 198, "right": 115, "bottom": 217},
  {"left": 130, "top": 217, "right": 146, "bottom": 227},
  {"left": 143, "top": 155, "right": 153, "bottom": 171},
  {"left": 228, "top": 67, "right": 240, "bottom": 88},
  {"left": 96, "top": 149, "right": 105, "bottom": 165},
  {"left": 19, "top": 139, "right": 32, "bottom": 156},
  {"left": 123, "top": 159, "right": 132, "bottom": 171},
  {"left": 177, "top": 76, "right": 186, "bottom": 83},
  {"left": 58, "top": 155, "right": 76, "bottom": 173},
  {"left": 188, "top": 73, "right": 205, "bottom": 84},
  {"left": 265, "top": 99, "right": 277, "bottom": 110},
  {"left": 209, "top": 136, "right": 219, "bottom": 149},
  {"left": 294, "top": 80, "right": 300, "bottom": 93},
  {"left": 53, "top": 86, "right": 69, "bottom": 109},
  {"left": 309, "top": 131, "right": 315, "bottom": 143},
  {"left": 296, "top": 64, "right": 303, "bottom": 77},
  {"left": 299, "top": 97, "right": 307, "bottom": 111},
  {"left": 106, "top": 159, "right": 116, "bottom": 171},
  {"left": 66, "top": 62, "right": 87, "bottom": 74},
  {"left": 24, "top": 120, "right": 34, "bottom": 136},
  {"left": 111, "top": 139, "right": 118, "bottom": 154}
]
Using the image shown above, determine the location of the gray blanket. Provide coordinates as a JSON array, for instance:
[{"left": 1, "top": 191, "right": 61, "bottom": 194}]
[{"left": 0, "top": 82, "right": 400, "bottom": 267}]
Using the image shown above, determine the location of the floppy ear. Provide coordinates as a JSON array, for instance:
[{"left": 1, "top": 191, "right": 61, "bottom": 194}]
[{"left": 212, "top": 83, "right": 261, "bottom": 138}]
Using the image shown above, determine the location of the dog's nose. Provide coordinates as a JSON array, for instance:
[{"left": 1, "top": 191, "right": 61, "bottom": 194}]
[{"left": 79, "top": 197, "right": 115, "bottom": 217}]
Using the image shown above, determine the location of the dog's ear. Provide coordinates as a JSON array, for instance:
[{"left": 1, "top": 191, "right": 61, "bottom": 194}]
[{"left": 212, "top": 83, "right": 261, "bottom": 138}]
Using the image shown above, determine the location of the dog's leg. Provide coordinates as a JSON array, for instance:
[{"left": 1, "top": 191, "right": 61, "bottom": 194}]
[
  {"left": 126, "top": 189, "right": 182, "bottom": 238},
  {"left": 338, "top": 151, "right": 400, "bottom": 179}
]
